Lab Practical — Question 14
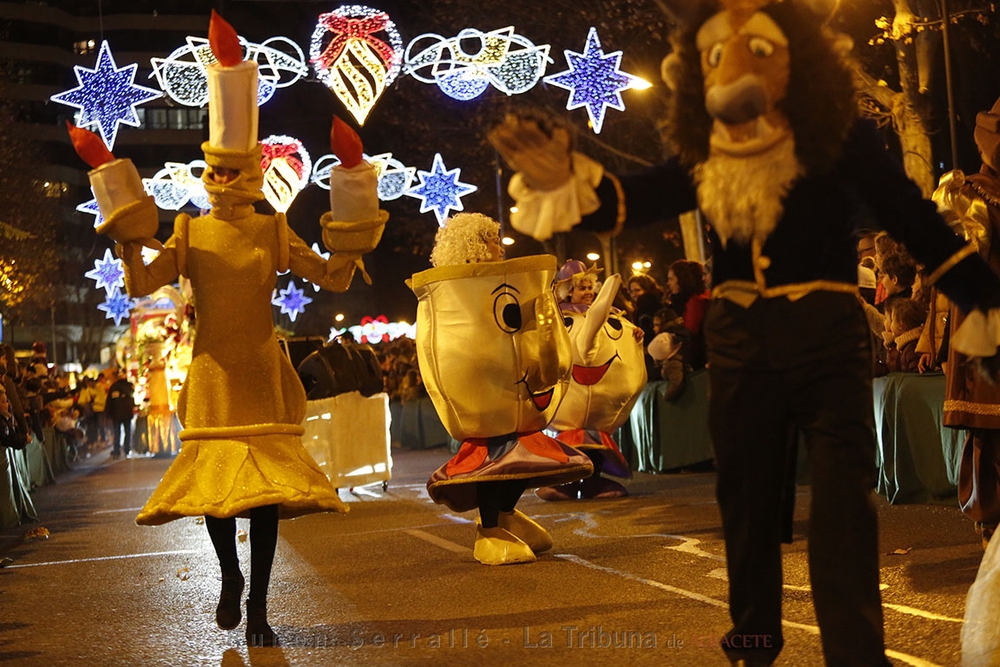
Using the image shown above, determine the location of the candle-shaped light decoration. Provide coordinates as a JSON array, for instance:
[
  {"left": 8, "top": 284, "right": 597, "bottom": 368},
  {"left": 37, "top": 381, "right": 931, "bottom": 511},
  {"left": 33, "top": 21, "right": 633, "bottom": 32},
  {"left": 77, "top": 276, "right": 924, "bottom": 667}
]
[
  {"left": 328, "top": 116, "right": 379, "bottom": 222},
  {"left": 207, "top": 10, "right": 258, "bottom": 152}
]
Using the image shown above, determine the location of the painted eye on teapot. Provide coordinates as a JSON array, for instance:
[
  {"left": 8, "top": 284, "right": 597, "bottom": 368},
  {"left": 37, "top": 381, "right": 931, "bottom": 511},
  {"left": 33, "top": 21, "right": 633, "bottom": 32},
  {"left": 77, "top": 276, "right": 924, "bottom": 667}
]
[
  {"left": 563, "top": 315, "right": 575, "bottom": 330},
  {"left": 604, "top": 316, "right": 624, "bottom": 340},
  {"left": 707, "top": 42, "right": 724, "bottom": 67},
  {"left": 748, "top": 37, "right": 774, "bottom": 58},
  {"left": 493, "top": 291, "right": 523, "bottom": 333}
]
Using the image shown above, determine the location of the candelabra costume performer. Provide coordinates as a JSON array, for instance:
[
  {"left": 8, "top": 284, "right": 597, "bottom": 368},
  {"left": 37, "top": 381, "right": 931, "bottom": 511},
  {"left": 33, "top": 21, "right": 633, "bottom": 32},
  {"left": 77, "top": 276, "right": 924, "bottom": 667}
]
[
  {"left": 537, "top": 260, "right": 646, "bottom": 500},
  {"left": 489, "top": 1, "right": 1000, "bottom": 664},
  {"left": 410, "top": 212, "right": 593, "bottom": 565},
  {"left": 71, "top": 12, "right": 387, "bottom": 647},
  {"left": 934, "top": 95, "right": 1000, "bottom": 547}
]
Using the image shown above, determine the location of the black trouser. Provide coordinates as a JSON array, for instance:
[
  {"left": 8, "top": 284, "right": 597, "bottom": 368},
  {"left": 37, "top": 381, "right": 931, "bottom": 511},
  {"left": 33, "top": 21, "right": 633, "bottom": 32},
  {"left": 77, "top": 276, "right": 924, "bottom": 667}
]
[
  {"left": 111, "top": 417, "right": 131, "bottom": 455},
  {"left": 704, "top": 293, "right": 889, "bottom": 667}
]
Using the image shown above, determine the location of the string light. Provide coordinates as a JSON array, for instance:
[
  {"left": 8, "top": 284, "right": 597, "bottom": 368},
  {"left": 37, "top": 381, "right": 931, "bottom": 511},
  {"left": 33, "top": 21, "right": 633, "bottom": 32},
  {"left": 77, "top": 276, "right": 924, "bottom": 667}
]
[
  {"left": 151, "top": 35, "right": 307, "bottom": 108},
  {"left": 330, "top": 315, "right": 416, "bottom": 343},
  {"left": 403, "top": 27, "right": 551, "bottom": 100},
  {"left": 84, "top": 248, "right": 126, "bottom": 295},
  {"left": 261, "top": 135, "right": 312, "bottom": 213},
  {"left": 310, "top": 5, "right": 403, "bottom": 125},
  {"left": 310, "top": 151, "right": 415, "bottom": 200},
  {"left": 404, "top": 153, "right": 478, "bottom": 225},
  {"left": 50, "top": 40, "right": 162, "bottom": 149},
  {"left": 98, "top": 286, "right": 136, "bottom": 326},
  {"left": 543, "top": 27, "right": 642, "bottom": 134},
  {"left": 272, "top": 281, "right": 312, "bottom": 322}
]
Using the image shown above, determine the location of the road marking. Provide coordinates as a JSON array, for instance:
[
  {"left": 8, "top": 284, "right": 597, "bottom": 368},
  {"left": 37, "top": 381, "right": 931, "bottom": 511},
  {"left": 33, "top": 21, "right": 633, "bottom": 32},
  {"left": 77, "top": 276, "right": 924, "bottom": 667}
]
[
  {"left": 404, "top": 529, "right": 470, "bottom": 553},
  {"left": 883, "top": 604, "right": 963, "bottom": 623},
  {"left": 557, "top": 553, "right": 944, "bottom": 667},
  {"left": 4, "top": 549, "right": 198, "bottom": 569},
  {"left": 93, "top": 507, "right": 144, "bottom": 514}
]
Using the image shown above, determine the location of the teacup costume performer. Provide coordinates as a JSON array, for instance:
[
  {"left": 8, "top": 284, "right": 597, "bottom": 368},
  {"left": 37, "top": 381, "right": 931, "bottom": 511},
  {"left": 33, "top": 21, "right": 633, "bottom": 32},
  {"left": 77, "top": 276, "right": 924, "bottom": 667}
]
[
  {"left": 490, "top": 1, "right": 1000, "bottom": 664},
  {"left": 537, "top": 260, "right": 646, "bottom": 501},
  {"left": 70, "top": 12, "right": 387, "bottom": 647},
  {"left": 410, "top": 213, "right": 593, "bottom": 565}
]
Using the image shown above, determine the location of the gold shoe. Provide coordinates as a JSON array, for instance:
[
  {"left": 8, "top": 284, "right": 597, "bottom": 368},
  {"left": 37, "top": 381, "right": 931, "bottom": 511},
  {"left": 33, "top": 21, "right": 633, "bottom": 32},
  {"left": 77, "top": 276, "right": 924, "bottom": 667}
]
[
  {"left": 498, "top": 510, "right": 553, "bottom": 553},
  {"left": 473, "top": 526, "right": 536, "bottom": 565}
]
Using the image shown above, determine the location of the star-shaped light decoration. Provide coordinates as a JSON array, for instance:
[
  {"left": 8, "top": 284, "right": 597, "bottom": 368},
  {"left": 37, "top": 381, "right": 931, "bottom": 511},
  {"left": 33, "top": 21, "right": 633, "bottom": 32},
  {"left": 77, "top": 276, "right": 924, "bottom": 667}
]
[
  {"left": 50, "top": 40, "right": 162, "bottom": 150},
  {"left": 272, "top": 281, "right": 313, "bottom": 322},
  {"left": 85, "top": 248, "right": 126, "bottom": 295},
  {"left": 76, "top": 196, "right": 104, "bottom": 229},
  {"left": 403, "top": 153, "right": 478, "bottom": 225},
  {"left": 97, "top": 287, "right": 135, "bottom": 326},
  {"left": 543, "top": 27, "right": 643, "bottom": 134}
]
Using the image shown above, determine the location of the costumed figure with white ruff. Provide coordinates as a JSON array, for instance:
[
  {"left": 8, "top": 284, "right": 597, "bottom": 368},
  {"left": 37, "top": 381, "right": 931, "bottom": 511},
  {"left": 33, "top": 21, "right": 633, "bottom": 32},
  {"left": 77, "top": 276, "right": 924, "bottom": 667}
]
[
  {"left": 536, "top": 260, "right": 646, "bottom": 501},
  {"left": 933, "top": 94, "right": 1000, "bottom": 549},
  {"left": 409, "top": 213, "right": 593, "bottom": 565},
  {"left": 489, "top": 1, "right": 1000, "bottom": 664},
  {"left": 68, "top": 11, "right": 388, "bottom": 647}
]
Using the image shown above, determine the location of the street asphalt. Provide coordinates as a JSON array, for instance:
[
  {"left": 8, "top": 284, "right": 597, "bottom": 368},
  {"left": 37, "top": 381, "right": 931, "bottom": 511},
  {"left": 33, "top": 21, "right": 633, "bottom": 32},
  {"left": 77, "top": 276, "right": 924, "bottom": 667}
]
[{"left": 0, "top": 442, "right": 986, "bottom": 666}]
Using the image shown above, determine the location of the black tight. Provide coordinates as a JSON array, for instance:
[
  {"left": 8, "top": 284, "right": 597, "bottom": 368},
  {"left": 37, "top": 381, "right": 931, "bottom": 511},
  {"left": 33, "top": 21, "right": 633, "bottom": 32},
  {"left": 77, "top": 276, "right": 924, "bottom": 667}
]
[
  {"left": 204, "top": 504, "right": 279, "bottom": 604},
  {"left": 476, "top": 480, "right": 524, "bottom": 528}
]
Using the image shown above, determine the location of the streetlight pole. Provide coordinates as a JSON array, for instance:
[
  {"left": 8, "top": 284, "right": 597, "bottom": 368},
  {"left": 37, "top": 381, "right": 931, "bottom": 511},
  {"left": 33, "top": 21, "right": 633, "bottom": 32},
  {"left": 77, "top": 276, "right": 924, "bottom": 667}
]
[{"left": 940, "top": 0, "right": 960, "bottom": 169}]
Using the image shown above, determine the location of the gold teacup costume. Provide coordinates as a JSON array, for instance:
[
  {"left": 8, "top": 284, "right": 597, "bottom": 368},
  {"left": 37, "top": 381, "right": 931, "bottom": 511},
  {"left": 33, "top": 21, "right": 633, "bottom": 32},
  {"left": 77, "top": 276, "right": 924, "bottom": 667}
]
[{"left": 411, "top": 250, "right": 592, "bottom": 564}]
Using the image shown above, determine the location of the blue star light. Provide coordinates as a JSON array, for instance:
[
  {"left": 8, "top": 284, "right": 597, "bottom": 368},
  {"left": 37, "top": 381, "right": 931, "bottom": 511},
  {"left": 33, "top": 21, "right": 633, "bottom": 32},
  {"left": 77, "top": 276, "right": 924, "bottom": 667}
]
[
  {"left": 543, "top": 27, "right": 639, "bottom": 134},
  {"left": 97, "top": 287, "right": 135, "bottom": 327},
  {"left": 272, "top": 281, "right": 313, "bottom": 322},
  {"left": 403, "top": 153, "right": 478, "bottom": 225},
  {"left": 50, "top": 40, "right": 162, "bottom": 150},
  {"left": 76, "top": 196, "right": 104, "bottom": 229},
  {"left": 85, "top": 248, "right": 126, "bottom": 295}
]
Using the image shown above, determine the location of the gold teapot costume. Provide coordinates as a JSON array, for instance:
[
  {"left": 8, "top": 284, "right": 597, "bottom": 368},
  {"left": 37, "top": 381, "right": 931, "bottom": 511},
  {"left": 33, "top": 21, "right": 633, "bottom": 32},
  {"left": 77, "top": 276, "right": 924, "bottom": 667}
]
[
  {"left": 411, "top": 238, "right": 592, "bottom": 564},
  {"left": 542, "top": 268, "right": 646, "bottom": 499}
]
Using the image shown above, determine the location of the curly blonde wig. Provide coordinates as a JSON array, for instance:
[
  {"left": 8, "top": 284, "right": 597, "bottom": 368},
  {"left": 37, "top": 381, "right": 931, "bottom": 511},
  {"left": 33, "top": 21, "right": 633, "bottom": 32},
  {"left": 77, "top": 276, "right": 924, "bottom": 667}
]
[{"left": 430, "top": 213, "right": 502, "bottom": 267}]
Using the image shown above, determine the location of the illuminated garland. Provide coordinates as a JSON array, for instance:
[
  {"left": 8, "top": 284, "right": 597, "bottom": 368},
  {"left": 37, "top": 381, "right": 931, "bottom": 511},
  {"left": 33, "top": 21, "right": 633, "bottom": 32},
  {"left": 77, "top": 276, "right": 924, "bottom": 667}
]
[
  {"left": 310, "top": 5, "right": 403, "bottom": 125},
  {"left": 543, "top": 27, "right": 642, "bottom": 134},
  {"left": 50, "top": 40, "right": 162, "bottom": 149},
  {"left": 403, "top": 153, "right": 478, "bottom": 225},
  {"left": 330, "top": 315, "right": 416, "bottom": 343},
  {"left": 403, "top": 27, "right": 551, "bottom": 100},
  {"left": 84, "top": 248, "right": 125, "bottom": 295},
  {"left": 151, "top": 35, "right": 307, "bottom": 107},
  {"left": 310, "top": 151, "right": 415, "bottom": 201}
]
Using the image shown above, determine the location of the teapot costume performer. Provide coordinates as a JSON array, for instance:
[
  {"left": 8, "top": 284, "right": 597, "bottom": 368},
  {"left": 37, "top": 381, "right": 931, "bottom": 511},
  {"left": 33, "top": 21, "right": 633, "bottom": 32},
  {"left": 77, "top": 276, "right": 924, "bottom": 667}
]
[
  {"left": 70, "top": 12, "right": 387, "bottom": 646},
  {"left": 536, "top": 260, "right": 646, "bottom": 500},
  {"left": 934, "top": 94, "right": 1000, "bottom": 547},
  {"left": 410, "top": 213, "right": 593, "bottom": 565},
  {"left": 489, "top": 1, "right": 1000, "bottom": 664}
]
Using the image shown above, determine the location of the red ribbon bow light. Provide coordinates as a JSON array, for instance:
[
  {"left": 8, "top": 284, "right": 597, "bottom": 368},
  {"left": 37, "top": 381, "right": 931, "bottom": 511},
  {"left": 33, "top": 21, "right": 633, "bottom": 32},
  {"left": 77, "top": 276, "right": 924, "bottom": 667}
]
[
  {"left": 312, "top": 12, "right": 395, "bottom": 69},
  {"left": 261, "top": 141, "right": 305, "bottom": 179}
]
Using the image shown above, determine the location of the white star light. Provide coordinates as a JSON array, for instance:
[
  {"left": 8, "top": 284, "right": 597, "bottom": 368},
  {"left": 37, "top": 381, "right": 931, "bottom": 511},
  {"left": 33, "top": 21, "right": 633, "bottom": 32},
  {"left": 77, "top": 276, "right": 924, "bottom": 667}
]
[
  {"left": 97, "top": 287, "right": 135, "bottom": 326},
  {"left": 403, "top": 153, "right": 478, "bottom": 225},
  {"left": 272, "top": 281, "right": 313, "bottom": 322},
  {"left": 543, "top": 27, "right": 641, "bottom": 134},
  {"left": 50, "top": 40, "right": 162, "bottom": 149},
  {"left": 85, "top": 248, "right": 126, "bottom": 295}
]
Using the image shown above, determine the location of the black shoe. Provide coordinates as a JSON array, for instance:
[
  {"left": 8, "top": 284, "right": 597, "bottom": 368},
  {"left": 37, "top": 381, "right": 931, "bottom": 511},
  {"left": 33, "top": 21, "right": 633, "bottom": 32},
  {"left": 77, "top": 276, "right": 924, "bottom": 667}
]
[
  {"left": 216, "top": 573, "right": 244, "bottom": 630},
  {"left": 246, "top": 600, "right": 278, "bottom": 647}
]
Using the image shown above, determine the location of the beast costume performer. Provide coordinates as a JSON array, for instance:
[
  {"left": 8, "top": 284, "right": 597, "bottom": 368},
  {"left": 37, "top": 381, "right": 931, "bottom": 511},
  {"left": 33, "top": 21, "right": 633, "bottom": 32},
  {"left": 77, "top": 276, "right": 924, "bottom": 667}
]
[
  {"left": 489, "top": 1, "right": 1000, "bottom": 665},
  {"left": 73, "top": 12, "right": 386, "bottom": 647}
]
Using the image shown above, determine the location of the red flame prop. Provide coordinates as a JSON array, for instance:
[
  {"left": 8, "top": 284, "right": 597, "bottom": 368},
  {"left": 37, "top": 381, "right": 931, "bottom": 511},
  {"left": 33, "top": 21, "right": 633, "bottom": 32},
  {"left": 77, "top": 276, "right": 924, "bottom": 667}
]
[
  {"left": 330, "top": 115, "right": 363, "bottom": 169},
  {"left": 66, "top": 121, "right": 114, "bottom": 168},
  {"left": 209, "top": 10, "right": 242, "bottom": 67}
]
